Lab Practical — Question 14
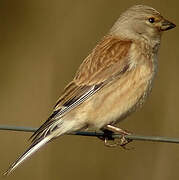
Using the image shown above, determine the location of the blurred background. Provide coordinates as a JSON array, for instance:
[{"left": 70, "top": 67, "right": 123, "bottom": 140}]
[{"left": 0, "top": 0, "right": 178, "bottom": 179}]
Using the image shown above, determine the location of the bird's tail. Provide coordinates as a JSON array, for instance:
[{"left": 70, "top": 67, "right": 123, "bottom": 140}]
[
  {"left": 3, "top": 117, "right": 81, "bottom": 175},
  {"left": 3, "top": 134, "right": 54, "bottom": 176}
]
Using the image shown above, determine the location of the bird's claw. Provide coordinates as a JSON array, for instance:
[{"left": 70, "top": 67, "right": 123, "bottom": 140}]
[
  {"left": 100, "top": 125, "right": 133, "bottom": 149},
  {"left": 104, "top": 135, "right": 133, "bottom": 149}
]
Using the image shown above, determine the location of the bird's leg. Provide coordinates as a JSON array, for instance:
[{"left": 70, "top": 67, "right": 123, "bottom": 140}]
[
  {"left": 103, "top": 125, "right": 132, "bottom": 149},
  {"left": 105, "top": 125, "right": 131, "bottom": 135}
]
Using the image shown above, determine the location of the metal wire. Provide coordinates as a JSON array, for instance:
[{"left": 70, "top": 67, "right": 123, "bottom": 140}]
[{"left": 0, "top": 125, "right": 179, "bottom": 144}]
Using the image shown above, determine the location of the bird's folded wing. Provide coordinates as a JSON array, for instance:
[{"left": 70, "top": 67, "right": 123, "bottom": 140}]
[{"left": 30, "top": 35, "right": 132, "bottom": 142}]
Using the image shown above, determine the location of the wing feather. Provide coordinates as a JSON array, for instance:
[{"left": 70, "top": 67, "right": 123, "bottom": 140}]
[{"left": 30, "top": 35, "right": 132, "bottom": 143}]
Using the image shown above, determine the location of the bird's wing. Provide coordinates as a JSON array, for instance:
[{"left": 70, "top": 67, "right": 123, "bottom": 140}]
[
  {"left": 4, "top": 36, "right": 132, "bottom": 176},
  {"left": 30, "top": 35, "right": 132, "bottom": 143}
]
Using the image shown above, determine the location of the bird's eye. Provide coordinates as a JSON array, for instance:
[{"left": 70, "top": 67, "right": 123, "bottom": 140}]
[{"left": 148, "top": 17, "right": 155, "bottom": 23}]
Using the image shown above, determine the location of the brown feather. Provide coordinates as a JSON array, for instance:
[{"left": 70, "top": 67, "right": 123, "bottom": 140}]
[
  {"left": 74, "top": 35, "right": 132, "bottom": 85},
  {"left": 30, "top": 35, "right": 132, "bottom": 143}
]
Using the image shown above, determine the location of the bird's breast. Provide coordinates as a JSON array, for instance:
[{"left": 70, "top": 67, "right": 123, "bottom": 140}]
[{"left": 84, "top": 57, "right": 157, "bottom": 129}]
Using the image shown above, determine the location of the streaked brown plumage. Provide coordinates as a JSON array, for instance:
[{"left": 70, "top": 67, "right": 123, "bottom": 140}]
[{"left": 4, "top": 5, "right": 176, "bottom": 175}]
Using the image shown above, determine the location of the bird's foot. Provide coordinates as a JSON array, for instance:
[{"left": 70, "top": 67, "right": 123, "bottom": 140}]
[
  {"left": 101, "top": 125, "right": 133, "bottom": 149},
  {"left": 104, "top": 138, "right": 119, "bottom": 147}
]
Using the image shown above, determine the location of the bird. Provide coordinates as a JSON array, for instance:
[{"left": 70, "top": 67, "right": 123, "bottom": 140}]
[{"left": 4, "top": 4, "right": 176, "bottom": 175}]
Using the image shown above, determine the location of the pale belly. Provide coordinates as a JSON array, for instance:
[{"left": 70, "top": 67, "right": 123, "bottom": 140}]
[{"left": 63, "top": 63, "right": 156, "bottom": 131}]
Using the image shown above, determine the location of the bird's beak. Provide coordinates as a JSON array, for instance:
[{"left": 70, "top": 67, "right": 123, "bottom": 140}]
[{"left": 160, "top": 19, "right": 176, "bottom": 31}]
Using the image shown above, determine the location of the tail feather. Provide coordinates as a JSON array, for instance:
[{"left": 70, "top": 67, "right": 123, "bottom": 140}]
[
  {"left": 3, "top": 135, "right": 53, "bottom": 176},
  {"left": 3, "top": 119, "right": 78, "bottom": 175}
]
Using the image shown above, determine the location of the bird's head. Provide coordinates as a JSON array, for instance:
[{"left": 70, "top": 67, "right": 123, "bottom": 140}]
[{"left": 110, "top": 5, "right": 176, "bottom": 45}]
